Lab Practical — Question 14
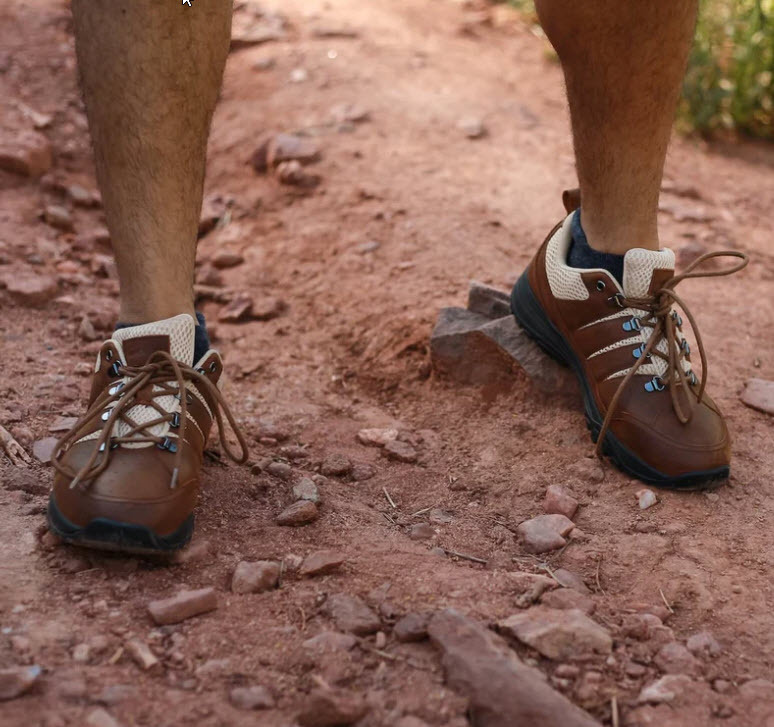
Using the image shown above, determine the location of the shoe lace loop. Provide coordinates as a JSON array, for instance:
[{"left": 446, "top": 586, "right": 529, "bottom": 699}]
[
  {"left": 595, "top": 250, "right": 748, "bottom": 457},
  {"left": 52, "top": 350, "right": 248, "bottom": 490}
]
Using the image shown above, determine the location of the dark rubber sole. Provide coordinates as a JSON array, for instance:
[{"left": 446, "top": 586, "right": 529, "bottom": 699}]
[
  {"left": 510, "top": 268, "right": 729, "bottom": 491},
  {"left": 47, "top": 496, "right": 193, "bottom": 555}
]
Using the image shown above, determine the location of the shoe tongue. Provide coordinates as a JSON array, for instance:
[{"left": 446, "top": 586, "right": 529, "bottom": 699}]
[
  {"left": 622, "top": 248, "right": 675, "bottom": 298},
  {"left": 112, "top": 314, "right": 196, "bottom": 366}
]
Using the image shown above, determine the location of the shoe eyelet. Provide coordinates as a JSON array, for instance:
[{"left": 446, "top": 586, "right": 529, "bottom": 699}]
[
  {"left": 157, "top": 437, "right": 178, "bottom": 453},
  {"left": 108, "top": 362, "right": 122, "bottom": 378},
  {"left": 196, "top": 367, "right": 206, "bottom": 375},
  {"left": 171, "top": 412, "right": 180, "bottom": 429},
  {"left": 105, "top": 349, "right": 113, "bottom": 362},
  {"left": 645, "top": 376, "right": 665, "bottom": 393},
  {"left": 209, "top": 361, "right": 217, "bottom": 373},
  {"left": 608, "top": 293, "right": 625, "bottom": 309},
  {"left": 595, "top": 280, "right": 606, "bottom": 292},
  {"left": 101, "top": 410, "right": 111, "bottom": 422}
]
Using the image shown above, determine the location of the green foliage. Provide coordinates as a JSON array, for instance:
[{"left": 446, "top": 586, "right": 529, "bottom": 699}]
[
  {"left": 682, "top": 0, "right": 774, "bottom": 138},
  {"left": 495, "top": 0, "right": 774, "bottom": 139}
]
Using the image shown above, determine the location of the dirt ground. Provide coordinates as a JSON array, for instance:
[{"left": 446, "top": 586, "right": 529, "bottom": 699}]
[{"left": 2, "top": 0, "right": 774, "bottom": 725}]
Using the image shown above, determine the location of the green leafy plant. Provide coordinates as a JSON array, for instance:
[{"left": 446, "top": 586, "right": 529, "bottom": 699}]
[
  {"left": 494, "top": 0, "right": 774, "bottom": 139},
  {"left": 682, "top": 0, "right": 773, "bottom": 138}
]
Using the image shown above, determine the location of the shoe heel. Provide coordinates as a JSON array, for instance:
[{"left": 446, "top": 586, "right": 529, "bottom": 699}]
[{"left": 510, "top": 269, "right": 572, "bottom": 367}]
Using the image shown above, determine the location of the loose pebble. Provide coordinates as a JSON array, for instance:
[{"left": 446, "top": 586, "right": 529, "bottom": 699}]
[
  {"left": 229, "top": 685, "right": 275, "bottom": 710},
  {"left": 409, "top": 523, "right": 434, "bottom": 541},
  {"left": 124, "top": 639, "right": 159, "bottom": 671},
  {"left": 231, "top": 560, "right": 281, "bottom": 594},
  {"left": 636, "top": 488, "right": 658, "bottom": 510},
  {"left": 516, "top": 514, "right": 574, "bottom": 554},
  {"left": 320, "top": 454, "right": 352, "bottom": 476},
  {"left": 457, "top": 117, "right": 487, "bottom": 139},
  {"left": 297, "top": 688, "right": 369, "bottom": 727},
  {"left": 326, "top": 593, "right": 381, "bottom": 635},
  {"left": 85, "top": 708, "right": 122, "bottom": 727},
  {"left": 300, "top": 550, "right": 346, "bottom": 577},
  {"left": 0, "top": 665, "right": 41, "bottom": 700},
  {"left": 383, "top": 439, "right": 418, "bottom": 463},
  {"left": 147, "top": 588, "right": 218, "bottom": 625},
  {"left": 356, "top": 428, "right": 398, "bottom": 448},
  {"left": 393, "top": 612, "right": 430, "bottom": 642},
  {"left": 293, "top": 477, "right": 320, "bottom": 503},
  {"left": 543, "top": 485, "right": 579, "bottom": 520},
  {"left": 277, "top": 500, "right": 319, "bottom": 526}
]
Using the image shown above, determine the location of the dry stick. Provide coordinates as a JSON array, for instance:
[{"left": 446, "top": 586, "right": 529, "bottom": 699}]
[
  {"left": 383, "top": 487, "right": 397, "bottom": 509},
  {"left": 381, "top": 512, "right": 395, "bottom": 525},
  {"left": 611, "top": 696, "right": 620, "bottom": 727},
  {"left": 444, "top": 549, "right": 487, "bottom": 565},
  {"left": 595, "top": 554, "right": 606, "bottom": 596},
  {"left": 538, "top": 563, "right": 563, "bottom": 587},
  {"left": 411, "top": 507, "right": 431, "bottom": 517},
  {"left": 659, "top": 587, "right": 675, "bottom": 614}
]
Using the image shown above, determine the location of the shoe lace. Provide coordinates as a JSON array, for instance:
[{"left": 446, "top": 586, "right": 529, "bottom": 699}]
[
  {"left": 52, "top": 350, "right": 249, "bottom": 490},
  {"left": 596, "top": 250, "right": 749, "bottom": 457}
]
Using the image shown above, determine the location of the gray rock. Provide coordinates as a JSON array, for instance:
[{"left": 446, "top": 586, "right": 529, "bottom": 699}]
[
  {"left": 430, "top": 307, "right": 570, "bottom": 393},
  {"left": 428, "top": 609, "right": 601, "bottom": 727},
  {"left": 498, "top": 607, "right": 612, "bottom": 659},
  {"left": 467, "top": 281, "right": 512, "bottom": 318},
  {"left": 326, "top": 593, "right": 380, "bottom": 635},
  {"left": 293, "top": 477, "right": 320, "bottom": 503}
]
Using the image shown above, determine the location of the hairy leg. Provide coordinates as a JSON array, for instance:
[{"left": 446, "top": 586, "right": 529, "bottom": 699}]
[
  {"left": 71, "top": 0, "right": 232, "bottom": 322},
  {"left": 535, "top": 0, "right": 698, "bottom": 254}
]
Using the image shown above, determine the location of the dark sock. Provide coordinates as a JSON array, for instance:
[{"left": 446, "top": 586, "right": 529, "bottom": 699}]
[
  {"left": 114, "top": 312, "right": 210, "bottom": 365},
  {"left": 567, "top": 209, "right": 625, "bottom": 285}
]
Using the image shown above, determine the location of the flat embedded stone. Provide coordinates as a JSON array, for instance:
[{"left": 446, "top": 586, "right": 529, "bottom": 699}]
[
  {"left": 428, "top": 609, "right": 601, "bottom": 727},
  {"left": 498, "top": 606, "right": 612, "bottom": 659},
  {"left": 300, "top": 550, "right": 346, "bottom": 577},
  {"left": 741, "top": 378, "right": 774, "bottom": 415}
]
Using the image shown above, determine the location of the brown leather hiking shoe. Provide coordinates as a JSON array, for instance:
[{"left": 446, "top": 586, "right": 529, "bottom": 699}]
[
  {"left": 511, "top": 193, "right": 748, "bottom": 489},
  {"left": 48, "top": 314, "right": 247, "bottom": 553}
]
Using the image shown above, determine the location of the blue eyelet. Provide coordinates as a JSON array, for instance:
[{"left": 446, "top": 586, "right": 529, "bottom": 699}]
[
  {"left": 622, "top": 317, "right": 642, "bottom": 332},
  {"left": 157, "top": 437, "right": 178, "bottom": 453},
  {"left": 680, "top": 339, "right": 691, "bottom": 355},
  {"left": 645, "top": 377, "right": 665, "bottom": 393},
  {"left": 170, "top": 413, "right": 180, "bottom": 429}
]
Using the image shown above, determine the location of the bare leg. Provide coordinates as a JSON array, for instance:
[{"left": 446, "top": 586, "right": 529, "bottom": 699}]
[
  {"left": 535, "top": 0, "right": 698, "bottom": 254},
  {"left": 71, "top": 0, "right": 232, "bottom": 322}
]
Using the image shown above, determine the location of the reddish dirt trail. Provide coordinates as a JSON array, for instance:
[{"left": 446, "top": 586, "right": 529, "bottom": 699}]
[{"left": 2, "top": 1, "right": 774, "bottom": 725}]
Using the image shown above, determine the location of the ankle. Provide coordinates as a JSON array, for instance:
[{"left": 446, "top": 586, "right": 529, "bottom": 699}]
[{"left": 579, "top": 212, "right": 660, "bottom": 255}]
